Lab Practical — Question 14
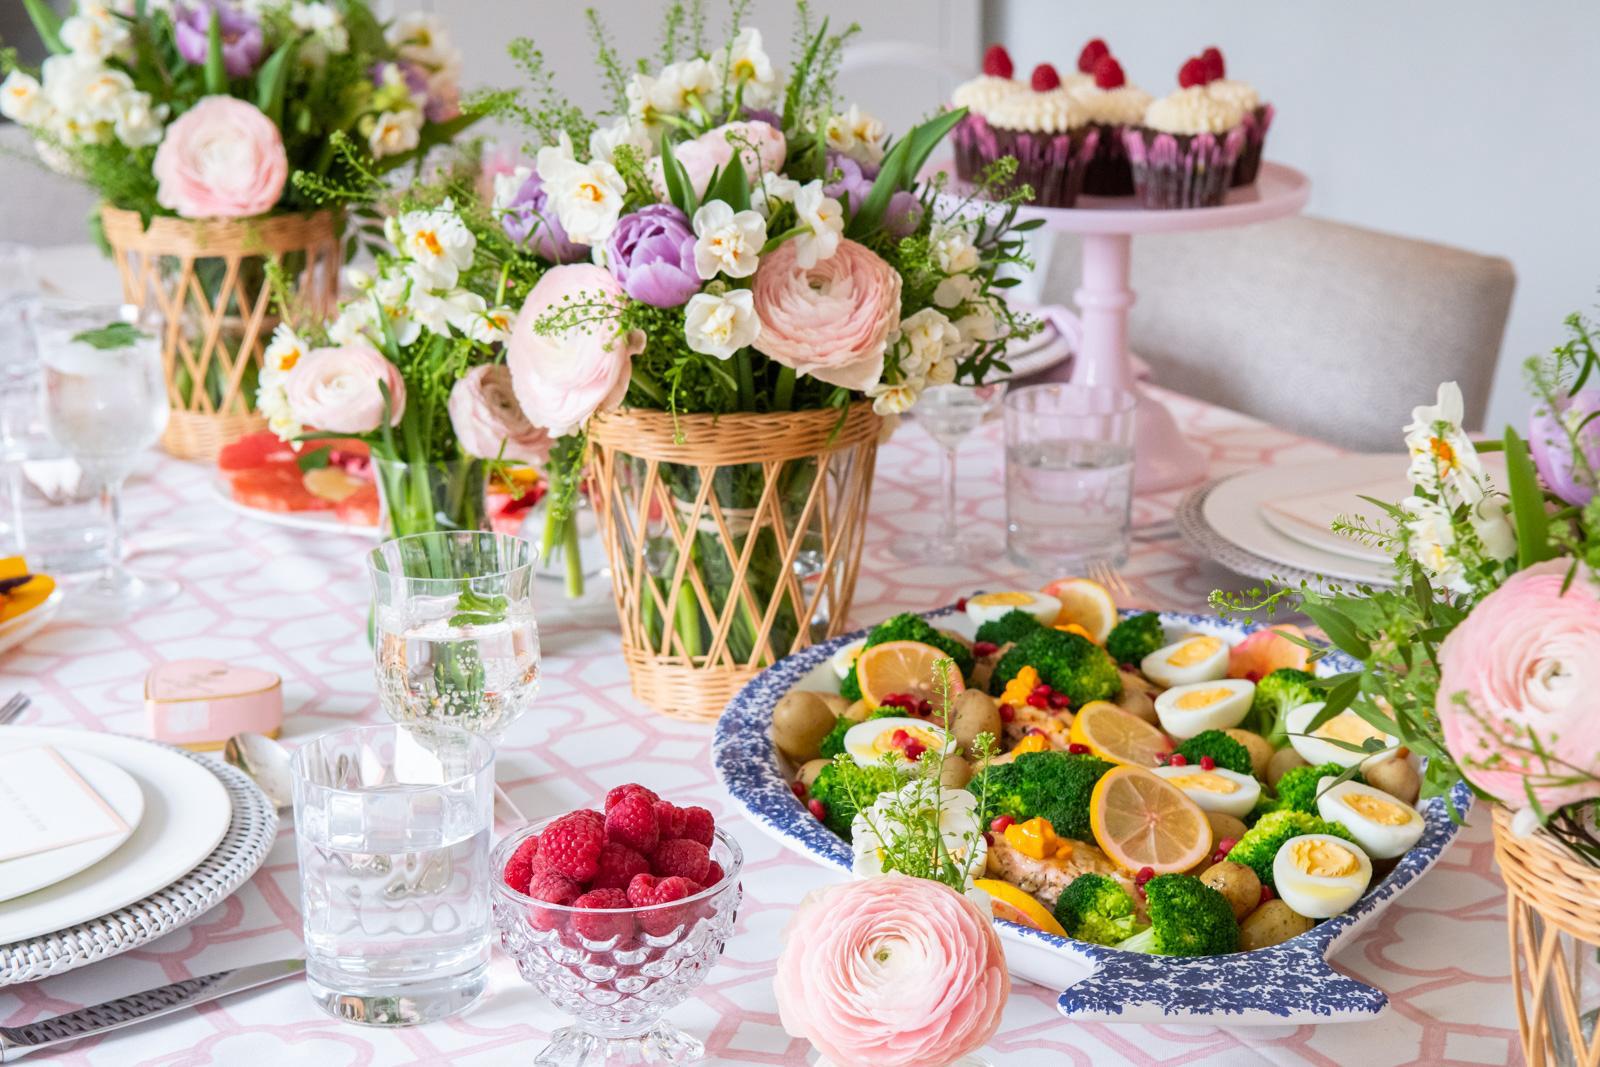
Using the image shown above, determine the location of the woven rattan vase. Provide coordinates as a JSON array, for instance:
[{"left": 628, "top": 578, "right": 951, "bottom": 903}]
[
  {"left": 589, "top": 403, "right": 882, "bottom": 721},
  {"left": 101, "top": 206, "right": 341, "bottom": 460},
  {"left": 1493, "top": 806, "right": 1600, "bottom": 1067}
]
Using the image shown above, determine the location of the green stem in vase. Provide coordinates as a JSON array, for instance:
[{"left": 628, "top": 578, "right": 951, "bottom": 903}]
[
  {"left": 562, "top": 510, "right": 584, "bottom": 599},
  {"left": 773, "top": 364, "right": 795, "bottom": 412},
  {"left": 735, "top": 350, "right": 755, "bottom": 411}
]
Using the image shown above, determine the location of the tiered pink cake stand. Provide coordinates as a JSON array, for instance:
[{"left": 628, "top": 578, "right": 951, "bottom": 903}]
[{"left": 975, "top": 162, "right": 1311, "bottom": 493}]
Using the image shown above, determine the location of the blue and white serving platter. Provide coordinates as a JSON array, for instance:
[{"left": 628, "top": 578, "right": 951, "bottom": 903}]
[{"left": 711, "top": 604, "right": 1474, "bottom": 1025}]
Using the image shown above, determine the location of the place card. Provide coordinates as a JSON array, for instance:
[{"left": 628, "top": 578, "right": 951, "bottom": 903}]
[{"left": 0, "top": 746, "right": 129, "bottom": 862}]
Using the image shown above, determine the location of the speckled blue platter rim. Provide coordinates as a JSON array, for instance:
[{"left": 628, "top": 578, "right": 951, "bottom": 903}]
[{"left": 710, "top": 603, "right": 1475, "bottom": 1022}]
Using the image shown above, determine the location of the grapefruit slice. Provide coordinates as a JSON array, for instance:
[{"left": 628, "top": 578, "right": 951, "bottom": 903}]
[{"left": 974, "top": 878, "right": 1069, "bottom": 938}]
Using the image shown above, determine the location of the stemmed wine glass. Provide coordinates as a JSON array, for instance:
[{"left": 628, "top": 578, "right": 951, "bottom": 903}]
[
  {"left": 33, "top": 300, "right": 179, "bottom": 620},
  {"left": 890, "top": 382, "right": 1009, "bottom": 564}
]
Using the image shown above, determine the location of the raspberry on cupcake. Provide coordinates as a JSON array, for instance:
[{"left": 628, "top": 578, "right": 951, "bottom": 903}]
[
  {"left": 1068, "top": 43, "right": 1151, "bottom": 196},
  {"left": 950, "top": 51, "right": 1099, "bottom": 206},
  {"left": 1196, "top": 46, "right": 1274, "bottom": 186},
  {"left": 1122, "top": 55, "right": 1247, "bottom": 209}
]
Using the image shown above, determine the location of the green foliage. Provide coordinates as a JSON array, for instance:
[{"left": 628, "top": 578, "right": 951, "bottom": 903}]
[
  {"left": 1244, "top": 668, "right": 1319, "bottom": 746},
  {"left": 1053, "top": 873, "right": 1144, "bottom": 947},
  {"left": 839, "top": 664, "right": 862, "bottom": 703},
  {"left": 1172, "top": 730, "right": 1254, "bottom": 777},
  {"left": 1104, "top": 612, "right": 1165, "bottom": 667},
  {"left": 817, "top": 716, "right": 852, "bottom": 759},
  {"left": 988, "top": 627, "right": 1122, "bottom": 705},
  {"left": 973, "top": 609, "right": 1043, "bottom": 648},
  {"left": 967, "top": 750, "right": 1113, "bottom": 842},
  {"left": 806, "top": 760, "right": 899, "bottom": 839},
  {"left": 1115, "top": 874, "right": 1239, "bottom": 957},
  {"left": 1225, "top": 810, "right": 1354, "bottom": 888},
  {"left": 70, "top": 322, "right": 145, "bottom": 350}
]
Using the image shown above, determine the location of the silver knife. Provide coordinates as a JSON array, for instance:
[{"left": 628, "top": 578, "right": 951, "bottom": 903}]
[{"left": 0, "top": 958, "right": 304, "bottom": 1062}]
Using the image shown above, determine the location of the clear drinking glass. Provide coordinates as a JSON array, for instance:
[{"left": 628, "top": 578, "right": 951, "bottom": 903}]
[
  {"left": 292, "top": 722, "right": 495, "bottom": 1026},
  {"left": 1004, "top": 383, "right": 1137, "bottom": 572},
  {"left": 369, "top": 531, "right": 541, "bottom": 740},
  {"left": 890, "top": 382, "right": 1009, "bottom": 564},
  {"left": 32, "top": 300, "right": 178, "bottom": 618}
]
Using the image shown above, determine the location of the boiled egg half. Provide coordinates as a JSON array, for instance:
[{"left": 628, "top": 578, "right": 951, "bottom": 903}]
[
  {"left": 1316, "top": 777, "right": 1424, "bottom": 859},
  {"left": 843, "top": 717, "right": 954, "bottom": 768},
  {"left": 1285, "top": 702, "right": 1399, "bottom": 769},
  {"left": 1151, "top": 765, "right": 1261, "bottom": 818},
  {"left": 831, "top": 638, "right": 866, "bottom": 680},
  {"left": 1140, "top": 635, "right": 1230, "bottom": 688},
  {"left": 1272, "top": 833, "right": 1372, "bottom": 919},
  {"left": 965, "top": 590, "right": 1061, "bottom": 627},
  {"left": 1152, "top": 678, "right": 1255, "bottom": 739}
]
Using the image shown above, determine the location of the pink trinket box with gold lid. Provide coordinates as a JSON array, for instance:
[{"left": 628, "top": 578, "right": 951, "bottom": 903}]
[{"left": 144, "top": 659, "right": 283, "bottom": 751}]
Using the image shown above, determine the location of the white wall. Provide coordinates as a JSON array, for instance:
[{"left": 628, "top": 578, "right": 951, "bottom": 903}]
[{"left": 987, "top": 0, "right": 1600, "bottom": 432}]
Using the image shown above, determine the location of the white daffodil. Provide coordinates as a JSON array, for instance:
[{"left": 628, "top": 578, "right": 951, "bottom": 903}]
[
  {"left": 656, "top": 57, "right": 716, "bottom": 115},
  {"left": 792, "top": 181, "right": 844, "bottom": 268},
  {"left": 825, "top": 103, "right": 887, "bottom": 166},
  {"left": 626, "top": 73, "right": 671, "bottom": 137},
  {"left": 1469, "top": 495, "right": 1517, "bottom": 563},
  {"left": 685, "top": 289, "right": 761, "bottom": 359},
  {"left": 407, "top": 286, "right": 455, "bottom": 335},
  {"left": 0, "top": 72, "right": 46, "bottom": 125},
  {"left": 328, "top": 300, "right": 378, "bottom": 347},
  {"left": 750, "top": 173, "right": 802, "bottom": 219},
  {"left": 868, "top": 379, "right": 922, "bottom": 416},
  {"left": 369, "top": 107, "right": 423, "bottom": 160},
  {"left": 474, "top": 305, "right": 516, "bottom": 346},
  {"left": 261, "top": 324, "right": 306, "bottom": 380},
  {"left": 712, "top": 27, "right": 779, "bottom": 106},
  {"left": 897, "top": 308, "right": 961, "bottom": 380},
  {"left": 491, "top": 164, "right": 532, "bottom": 212},
  {"left": 536, "top": 139, "right": 626, "bottom": 246},
  {"left": 933, "top": 272, "right": 979, "bottom": 309},
  {"left": 1404, "top": 381, "right": 1489, "bottom": 507},
  {"left": 112, "top": 90, "right": 165, "bottom": 148},
  {"left": 76, "top": 65, "right": 133, "bottom": 123},
  {"left": 290, "top": 1, "right": 349, "bottom": 58},
  {"left": 342, "top": 265, "right": 374, "bottom": 291},
  {"left": 926, "top": 357, "right": 958, "bottom": 386},
  {"left": 588, "top": 117, "right": 653, "bottom": 166},
  {"left": 398, "top": 205, "right": 476, "bottom": 289},
  {"left": 386, "top": 12, "right": 456, "bottom": 73},
  {"left": 692, "top": 201, "right": 767, "bottom": 280},
  {"left": 60, "top": 4, "right": 130, "bottom": 61},
  {"left": 371, "top": 269, "right": 423, "bottom": 346},
  {"left": 931, "top": 223, "right": 980, "bottom": 275},
  {"left": 1401, "top": 495, "right": 1470, "bottom": 594}
]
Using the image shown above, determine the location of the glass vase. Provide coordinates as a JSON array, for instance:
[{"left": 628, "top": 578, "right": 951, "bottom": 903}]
[{"left": 374, "top": 456, "right": 491, "bottom": 538}]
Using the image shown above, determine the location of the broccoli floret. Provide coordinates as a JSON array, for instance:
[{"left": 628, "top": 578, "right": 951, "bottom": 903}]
[
  {"left": 840, "top": 666, "right": 862, "bottom": 702},
  {"left": 1267, "top": 763, "right": 1360, "bottom": 815},
  {"left": 808, "top": 760, "right": 900, "bottom": 840},
  {"left": 968, "top": 750, "right": 1113, "bottom": 841},
  {"left": 1115, "top": 874, "right": 1239, "bottom": 956},
  {"left": 1245, "top": 668, "right": 1319, "bottom": 745},
  {"left": 974, "top": 609, "right": 1044, "bottom": 648},
  {"left": 1105, "top": 612, "right": 1164, "bottom": 667},
  {"left": 1225, "top": 809, "right": 1355, "bottom": 888},
  {"left": 988, "top": 627, "right": 1121, "bottom": 706},
  {"left": 1172, "top": 730, "right": 1254, "bottom": 776},
  {"left": 1054, "top": 873, "right": 1144, "bottom": 946}
]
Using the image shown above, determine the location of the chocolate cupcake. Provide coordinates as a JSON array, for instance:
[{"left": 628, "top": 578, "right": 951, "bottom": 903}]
[
  {"left": 1070, "top": 53, "right": 1151, "bottom": 196},
  {"left": 1198, "top": 48, "right": 1273, "bottom": 186},
  {"left": 951, "top": 61, "right": 1099, "bottom": 207},
  {"left": 951, "top": 44, "right": 1025, "bottom": 184},
  {"left": 1123, "top": 81, "right": 1245, "bottom": 210}
]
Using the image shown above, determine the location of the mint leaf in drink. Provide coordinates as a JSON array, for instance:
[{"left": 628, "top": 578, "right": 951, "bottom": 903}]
[
  {"left": 450, "top": 586, "right": 508, "bottom": 626},
  {"left": 71, "top": 322, "right": 146, "bottom": 349}
]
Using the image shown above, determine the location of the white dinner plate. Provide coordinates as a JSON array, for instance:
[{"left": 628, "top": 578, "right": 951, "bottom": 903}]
[
  {"left": 0, "top": 727, "right": 231, "bottom": 944},
  {"left": 0, "top": 588, "right": 63, "bottom": 657},
  {"left": 0, "top": 744, "right": 145, "bottom": 903}
]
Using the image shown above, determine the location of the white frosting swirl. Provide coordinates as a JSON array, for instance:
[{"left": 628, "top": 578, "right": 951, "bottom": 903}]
[
  {"left": 1063, "top": 71, "right": 1095, "bottom": 93},
  {"left": 951, "top": 75, "right": 1022, "bottom": 118},
  {"left": 1071, "top": 84, "right": 1153, "bottom": 126},
  {"left": 1207, "top": 78, "right": 1261, "bottom": 112},
  {"left": 1142, "top": 86, "right": 1244, "bottom": 135},
  {"left": 985, "top": 87, "right": 1087, "bottom": 133}
]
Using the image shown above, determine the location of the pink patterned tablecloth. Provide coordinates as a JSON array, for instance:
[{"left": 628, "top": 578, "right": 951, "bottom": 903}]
[{"left": 0, "top": 388, "right": 1522, "bottom": 1066}]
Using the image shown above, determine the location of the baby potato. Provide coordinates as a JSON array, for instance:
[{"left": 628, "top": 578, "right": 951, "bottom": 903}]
[
  {"left": 1114, "top": 667, "right": 1159, "bottom": 724},
  {"left": 1267, "top": 746, "right": 1309, "bottom": 789},
  {"left": 1223, "top": 728, "right": 1273, "bottom": 780},
  {"left": 843, "top": 699, "right": 873, "bottom": 723},
  {"left": 1205, "top": 810, "right": 1249, "bottom": 848},
  {"left": 1199, "top": 861, "right": 1262, "bottom": 922},
  {"left": 796, "top": 758, "right": 830, "bottom": 789},
  {"left": 939, "top": 754, "right": 974, "bottom": 789},
  {"left": 815, "top": 692, "right": 852, "bottom": 717},
  {"left": 950, "top": 690, "right": 1002, "bottom": 752},
  {"left": 1239, "top": 900, "right": 1317, "bottom": 951},
  {"left": 772, "top": 691, "right": 838, "bottom": 761},
  {"left": 1364, "top": 756, "right": 1421, "bottom": 806}
]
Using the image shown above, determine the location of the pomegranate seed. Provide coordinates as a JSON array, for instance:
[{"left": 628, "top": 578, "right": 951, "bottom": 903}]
[
  {"left": 1048, "top": 693, "right": 1071, "bottom": 710},
  {"left": 982, "top": 831, "right": 994, "bottom": 846},
  {"left": 808, "top": 798, "right": 828, "bottom": 821},
  {"left": 1259, "top": 884, "right": 1275, "bottom": 904},
  {"left": 955, "top": 597, "right": 967, "bottom": 611},
  {"left": 917, "top": 700, "right": 933, "bottom": 716},
  {"left": 1396, "top": 746, "right": 1411, "bottom": 760},
  {"left": 998, "top": 704, "right": 1016, "bottom": 723},
  {"left": 990, "top": 814, "right": 1015, "bottom": 832},
  {"left": 1168, "top": 753, "right": 1188, "bottom": 767},
  {"left": 973, "top": 641, "right": 999, "bottom": 657},
  {"left": 1218, "top": 836, "right": 1238, "bottom": 854},
  {"left": 1026, "top": 693, "right": 1050, "bottom": 709},
  {"left": 891, "top": 729, "right": 909, "bottom": 745},
  {"left": 903, "top": 741, "right": 927, "bottom": 761},
  {"left": 791, "top": 781, "right": 807, "bottom": 799},
  {"left": 1067, "top": 743, "right": 1090, "bottom": 755},
  {"left": 1134, "top": 866, "right": 1156, "bottom": 886},
  {"left": 1031, "top": 683, "right": 1053, "bottom": 697},
  {"left": 1200, "top": 755, "right": 1216, "bottom": 771},
  {"left": 1155, "top": 752, "right": 1170, "bottom": 765}
]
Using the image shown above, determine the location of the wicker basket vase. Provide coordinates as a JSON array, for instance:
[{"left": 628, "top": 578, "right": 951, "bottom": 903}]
[
  {"left": 100, "top": 206, "right": 341, "bottom": 460},
  {"left": 588, "top": 403, "right": 882, "bottom": 721},
  {"left": 1492, "top": 806, "right": 1600, "bottom": 1067}
]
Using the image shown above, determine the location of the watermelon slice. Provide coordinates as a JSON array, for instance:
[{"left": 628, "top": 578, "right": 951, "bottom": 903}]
[
  {"left": 335, "top": 483, "right": 379, "bottom": 527},
  {"left": 227, "top": 467, "right": 333, "bottom": 513},
  {"left": 218, "top": 431, "right": 296, "bottom": 472}
]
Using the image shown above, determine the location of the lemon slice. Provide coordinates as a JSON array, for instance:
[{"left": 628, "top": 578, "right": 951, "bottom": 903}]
[
  {"left": 1088, "top": 765, "right": 1214, "bottom": 874},
  {"left": 973, "top": 878, "right": 1069, "bottom": 937},
  {"left": 855, "top": 640, "right": 966, "bottom": 708},
  {"left": 1069, "top": 700, "right": 1170, "bottom": 767},
  {"left": 1043, "top": 578, "right": 1117, "bottom": 644}
]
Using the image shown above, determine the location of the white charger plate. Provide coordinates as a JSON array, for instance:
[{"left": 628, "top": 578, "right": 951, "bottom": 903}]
[
  {"left": 0, "top": 727, "right": 230, "bottom": 943},
  {"left": 0, "top": 743, "right": 144, "bottom": 903}
]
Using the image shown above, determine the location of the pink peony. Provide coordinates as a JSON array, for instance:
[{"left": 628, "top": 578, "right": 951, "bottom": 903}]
[
  {"left": 505, "top": 264, "right": 646, "bottom": 438},
  {"left": 152, "top": 96, "right": 287, "bottom": 219},
  {"left": 1437, "top": 559, "right": 1600, "bottom": 811},
  {"left": 647, "top": 119, "right": 787, "bottom": 198},
  {"left": 774, "top": 875, "right": 1009, "bottom": 1067},
  {"left": 448, "top": 364, "right": 554, "bottom": 464},
  {"left": 284, "top": 344, "right": 406, "bottom": 434},
  {"left": 752, "top": 238, "right": 901, "bottom": 392}
]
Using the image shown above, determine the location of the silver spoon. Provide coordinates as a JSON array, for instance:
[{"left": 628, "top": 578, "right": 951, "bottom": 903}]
[
  {"left": 223, "top": 731, "right": 294, "bottom": 811},
  {"left": 0, "top": 692, "right": 29, "bottom": 726}
]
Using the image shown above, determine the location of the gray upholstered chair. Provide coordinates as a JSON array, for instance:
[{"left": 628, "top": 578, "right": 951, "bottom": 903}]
[
  {"left": 1036, "top": 216, "right": 1516, "bottom": 450},
  {"left": 0, "top": 124, "right": 98, "bottom": 246}
]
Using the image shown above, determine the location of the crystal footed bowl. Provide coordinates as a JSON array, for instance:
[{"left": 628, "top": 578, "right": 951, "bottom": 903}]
[{"left": 490, "top": 821, "right": 744, "bottom": 1067}]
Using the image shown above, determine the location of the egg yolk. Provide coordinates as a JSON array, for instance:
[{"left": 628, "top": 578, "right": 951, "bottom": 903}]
[
  {"left": 869, "top": 724, "right": 942, "bottom": 755},
  {"left": 1168, "top": 636, "right": 1223, "bottom": 667},
  {"left": 1314, "top": 712, "right": 1387, "bottom": 748},
  {"left": 1343, "top": 792, "right": 1412, "bottom": 826},
  {"left": 1291, "top": 838, "right": 1361, "bottom": 878},
  {"left": 1004, "top": 816, "right": 1073, "bottom": 861},
  {"left": 1173, "top": 687, "right": 1234, "bottom": 710},
  {"left": 974, "top": 592, "right": 1034, "bottom": 607},
  {"left": 1168, "top": 773, "right": 1240, "bottom": 794}
]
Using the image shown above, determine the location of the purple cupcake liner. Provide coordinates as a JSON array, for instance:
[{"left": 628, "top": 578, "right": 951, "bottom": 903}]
[
  {"left": 952, "top": 113, "right": 1100, "bottom": 207},
  {"left": 1230, "top": 102, "right": 1275, "bottom": 187},
  {"left": 1082, "top": 122, "right": 1136, "bottom": 197},
  {"left": 1122, "top": 125, "right": 1245, "bottom": 209}
]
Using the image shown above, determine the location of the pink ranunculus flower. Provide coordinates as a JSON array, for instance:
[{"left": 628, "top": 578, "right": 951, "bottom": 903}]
[
  {"left": 284, "top": 344, "right": 406, "bottom": 434},
  {"left": 774, "top": 875, "right": 1009, "bottom": 1067},
  {"left": 448, "top": 364, "right": 554, "bottom": 464},
  {"left": 506, "top": 264, "right": 646, "bottom": 438},
  {"left": 647, "top": 119, "right": 787, "bottom": 198},
  {"left": 1437, "top": 559, "right": 1600, "bottom": 811},
  {"left": 752, "top": 237, "right": 901, "bottom": 391},
  {"left": 152, "top": 96, "right": 287, "bottom": 219}
]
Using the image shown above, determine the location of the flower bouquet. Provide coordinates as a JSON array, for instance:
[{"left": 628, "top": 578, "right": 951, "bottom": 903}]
[
  {"left": 1, "top": 1, "right": 476, "bottom": 456},
  {"left": 1216, "top": 310, "right": 1600, "bottom": 1065}
]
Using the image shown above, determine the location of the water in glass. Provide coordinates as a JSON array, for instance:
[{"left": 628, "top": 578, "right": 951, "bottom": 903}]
[{"left": 39, "top": 322, "right": 167, "bottom": 484}]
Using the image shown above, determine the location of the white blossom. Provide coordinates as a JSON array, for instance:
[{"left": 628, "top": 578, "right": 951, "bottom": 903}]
[
  {"left": 711, "top": 28, "right": 779, "bottom": 106},
  {"left": 692, "top": 201, "right": 767, "bottom": 280},
  {"left": 933, "top": 272, "right": 979, "bottom": 309},
  {"left": 112, "top": 90, "right": 165, "bottom": 148},
  {"left": 0, "top": 72, "right": 46, "bottom": 125},
  {"left": 897, "top": 308, "right": 960, "bottom": 381},
  {"left": 1404, "top": 381, "right": 1490, "bottom": 508},
  {"left": 1401, "top": 495, "right": 1470, "bottom": 594},
  {"left": 930, "top": 223, "right": 979, "bottom": 274},
  {"left": 369, "top": 107, "right": 423, "bottom": 159},
  {"left": 655, "top": 58, "right": 716, "bottom": 114},
  {"left": 867, "top": 379, "right": 921, "bottom": 416},
  {"left": 791, "top": 181, "right": 844, "bottom": 268},
  {"left": 536, "top": 138, "right": 626, "bottom": 246},
  {"left": 290, "top": 2, "right": 349, "bottom": 58},
  {"left": 59, "top": 4, "right": 130, "bottom": 62},
  {"left": 588, "top": 117, "right": 653, "bottom": 166},
  {"left": 398, "top": 204, "right": 476, "bottom": 289},
  {"left": 1470, "top": 496, "right": 1517, "bottom": 563},
  {"left": 824, "top": 104, "right": 887, "bottom": 166},
  {"left": 750, "top": 173, "right": 801, "bottom": 219},
  {"left": 685, "top": 290, "right": 761, "bottom": 359}
]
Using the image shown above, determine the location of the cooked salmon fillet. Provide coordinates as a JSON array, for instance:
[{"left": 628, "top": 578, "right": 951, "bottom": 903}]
[{"left": 984, "top": 833, "right": 1136, "bottom": 912}]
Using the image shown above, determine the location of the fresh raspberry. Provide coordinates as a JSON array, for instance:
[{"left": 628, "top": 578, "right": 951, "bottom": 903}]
[
  {"left": 678, "top": 806, "right": 715, "bottom": 847},
  {"left": 590, "top": 841, "right": 651, "bottom": 891},
  {"left": 626, "top": 872, "right": 660, "bottom": 907},
  {"left": 1077, "top": 37, "right": 1109, "bottom": 74},
  {"left": 1200, "top": 46, "right": 1225, "bottom": 82},
  {"left": 536, "top": 811, "right": 606, "bottom": 883},
  {"left": 524, "top": 869, "right": 581, "bottom": 931},
  {"left": 1092, "top": 55, "right": 1125, "bottom": 90},
  {"left": 653, "top": 837, "right": 712, "bottom": 883},
  {"left": 605, "top": 783, "right": 659, "bottom": 812},
  {"left": 703, "top": 860, "right": 725, "bottom": 887},
  {"left": 1177, "top": 56, "right": 1208, "bottom": 89},
  {"left": 1030, "top": 63, "right": 1061, "bottom": 92},
  {"left": 654, "top": 800, "right": 686, "bottom": 840},
  {"left": 981, "top": 44, "right": 1014, "bottom": 80},
  {"left": 604, "top": 794, "right": 660, "bottom": 854},
  {"left": 629, "top": 874, "right": 701, "bottom": 937},
  {"left": 502, "top": 834, "right": 538, "bottom": 893},
  {"left": 570, "top": 888, "right": 635, "bottom": 942}
]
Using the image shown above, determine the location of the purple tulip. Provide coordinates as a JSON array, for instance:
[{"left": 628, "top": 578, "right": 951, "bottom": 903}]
[
  {"left": 500, "top": 170, "right": 587, "bottom": 263},
  {"left": 1529, "top": 388, "right": 1600, "bottom": 506},
  {"left": 605, "top": 205, "right": 699, "bottom": 309},
  {"left": 740, "top": 106, "right": 783, "bottom": 128},
  {"left": 370, "top": 60, "right": 459, "bottom": 123},
  {"left": 174, "top": 3, "right": 264, "bottom": 79},
  {"left": 824, "top": 151, "right": 876, "bottom": 213},
  {"left": 884, "top": 190, "right": 925, "bottom": 237}
]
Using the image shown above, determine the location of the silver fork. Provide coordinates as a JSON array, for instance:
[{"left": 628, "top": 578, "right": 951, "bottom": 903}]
[
  {"left": 0, "top": 692, "right": 29, "bottom": 726},
  {"left": 1089, "top": 560, "right": 1132, "bottom": 599}
]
